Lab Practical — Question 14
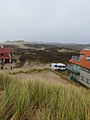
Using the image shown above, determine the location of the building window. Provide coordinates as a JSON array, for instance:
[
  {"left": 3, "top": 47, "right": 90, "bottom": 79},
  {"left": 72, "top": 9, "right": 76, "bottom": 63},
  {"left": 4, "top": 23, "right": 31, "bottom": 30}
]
[
  {"left": 84, "top": 68, "right": 88, "bottom": 72},
  {"left": 86, "top": 79, "right": 90, "bottom": 84},
  {"left": 79, "top": 54, "right": 84, "bottom": 60},
  {"left": 81, "top": 76, "right": 84, "bottom": 81},
  {"left": 1, "top": 53, "right": 3, "bottom": 56},
  {"left": 86, "top": 56, "right": 90, "bottom": 61},
  {"left": 80, "top": 67, "right": 90, "bottom": 73}
]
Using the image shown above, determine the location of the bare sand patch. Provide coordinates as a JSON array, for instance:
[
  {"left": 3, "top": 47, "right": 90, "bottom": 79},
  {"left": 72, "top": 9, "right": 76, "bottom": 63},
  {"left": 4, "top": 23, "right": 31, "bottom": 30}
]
[
  {"left": 13, "top": 71, "right": 69, "bottom": 85},
  {"left": 57, "top": 49, "right": 75, "bottom": 53}
]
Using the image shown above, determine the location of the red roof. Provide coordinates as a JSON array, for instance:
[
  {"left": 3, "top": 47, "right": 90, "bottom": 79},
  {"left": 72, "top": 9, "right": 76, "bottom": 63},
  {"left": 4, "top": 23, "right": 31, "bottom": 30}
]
[
  {"left": 69, "top": 49, "right": 90, "bottom": 69},
  {"left": 0, "top": 56, "right": 11, "bottom": 59},
  {"left": 0, "top": 48, "right": 12, "bottom": 54}
]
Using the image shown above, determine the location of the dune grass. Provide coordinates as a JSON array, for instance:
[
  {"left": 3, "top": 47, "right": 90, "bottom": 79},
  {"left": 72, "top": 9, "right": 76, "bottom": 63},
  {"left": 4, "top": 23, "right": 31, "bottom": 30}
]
[
  {"left": 9, "top": 68, "right": 51, "bottom": 75},
  {"left": 0, "top": 73, "right": 90, "bottom": 120}
]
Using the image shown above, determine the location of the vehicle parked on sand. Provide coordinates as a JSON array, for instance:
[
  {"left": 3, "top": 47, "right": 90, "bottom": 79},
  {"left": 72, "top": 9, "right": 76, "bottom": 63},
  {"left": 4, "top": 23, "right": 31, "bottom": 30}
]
[{"left": 51, "top": 63, "right": 67, "bottom": 71}]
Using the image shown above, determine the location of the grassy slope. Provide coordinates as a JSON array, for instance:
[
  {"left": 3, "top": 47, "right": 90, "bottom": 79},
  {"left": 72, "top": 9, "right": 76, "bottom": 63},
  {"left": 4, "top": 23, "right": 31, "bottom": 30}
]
[{"left": 0, "top": 73, "right": 90, "bottom": 120}]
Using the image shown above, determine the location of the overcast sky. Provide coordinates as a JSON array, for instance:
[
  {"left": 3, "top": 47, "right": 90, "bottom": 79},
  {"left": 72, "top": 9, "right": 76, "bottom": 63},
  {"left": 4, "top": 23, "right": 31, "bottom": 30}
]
[{"left": 0, "top": 0, "right": 90, "bottom": 43}]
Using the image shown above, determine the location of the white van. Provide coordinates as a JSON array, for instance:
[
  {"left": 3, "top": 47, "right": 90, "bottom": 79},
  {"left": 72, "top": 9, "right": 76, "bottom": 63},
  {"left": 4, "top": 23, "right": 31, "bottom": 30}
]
[{"left": 51, "top": 63, "right": 67, "bottom": 71}]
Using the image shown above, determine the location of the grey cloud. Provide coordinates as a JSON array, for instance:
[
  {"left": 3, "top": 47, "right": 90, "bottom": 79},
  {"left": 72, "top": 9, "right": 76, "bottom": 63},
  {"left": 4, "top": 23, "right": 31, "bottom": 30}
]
[{"left": 0, "top": 0, "right": 90, "bottom": 43}]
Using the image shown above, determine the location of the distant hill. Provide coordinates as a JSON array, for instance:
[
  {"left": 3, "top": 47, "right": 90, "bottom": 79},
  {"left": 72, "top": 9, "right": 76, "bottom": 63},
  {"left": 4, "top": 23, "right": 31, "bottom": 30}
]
[
  {"left": 56, "top": 43, "right": 90, "bottom": 51},
  {"left": 24, "top": 42, "right": 90, "bottom": 51},
  {"left": 5, "top": 40, "right": 26, "bottom": 44},
  {"left": 37, "top": 42, "right": 90, "bottom": 51},
  {"left": 3, "top": 40, "right": 90, "bottom": 51}
]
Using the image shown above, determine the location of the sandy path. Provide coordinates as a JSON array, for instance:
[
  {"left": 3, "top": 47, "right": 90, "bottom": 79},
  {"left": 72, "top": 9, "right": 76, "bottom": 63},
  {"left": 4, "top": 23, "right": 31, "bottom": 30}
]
[{"left": 13, "top": 71, "right": 69, "bottom": 85}]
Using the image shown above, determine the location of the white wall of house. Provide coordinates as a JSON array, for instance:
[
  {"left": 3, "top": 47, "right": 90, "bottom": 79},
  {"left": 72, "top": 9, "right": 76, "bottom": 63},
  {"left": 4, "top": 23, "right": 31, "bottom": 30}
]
[
  {"left": 70, "top": 64, "right": 90, "bottom": 88},
  {"left": 79, "top": 70, "right": 90, "bottom": 88}
]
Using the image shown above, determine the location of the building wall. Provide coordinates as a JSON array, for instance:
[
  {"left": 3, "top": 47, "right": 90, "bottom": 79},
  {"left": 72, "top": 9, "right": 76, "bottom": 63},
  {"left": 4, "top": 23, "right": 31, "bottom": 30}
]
[
  {"left": 70, "top": 64, "right": 90, "bottom": 88},
  {"left": 79, "top": 70, "right": 90, "bottom": 88}
]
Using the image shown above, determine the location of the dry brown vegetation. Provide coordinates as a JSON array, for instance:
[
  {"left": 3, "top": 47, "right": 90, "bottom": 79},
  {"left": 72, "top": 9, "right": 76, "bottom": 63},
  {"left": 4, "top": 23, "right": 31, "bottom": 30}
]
[{"left": 3, "top": 43, "right": 79, "bottom": 66}]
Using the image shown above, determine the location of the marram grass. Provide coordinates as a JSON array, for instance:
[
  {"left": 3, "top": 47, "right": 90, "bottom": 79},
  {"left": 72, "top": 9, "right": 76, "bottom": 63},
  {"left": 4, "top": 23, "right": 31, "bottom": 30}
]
[{"left": 0, "top": 73, "right": 90, "bottom": 120}]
